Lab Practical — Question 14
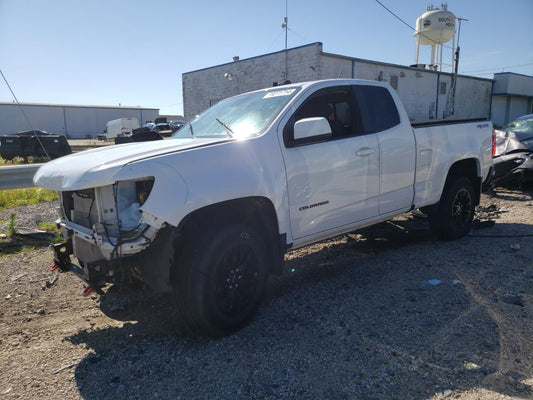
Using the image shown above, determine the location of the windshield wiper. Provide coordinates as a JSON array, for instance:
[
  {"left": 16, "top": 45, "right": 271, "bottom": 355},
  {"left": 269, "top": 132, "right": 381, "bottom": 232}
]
[{"left": 215, "top": 118, "right": 234, "bottom": 138}]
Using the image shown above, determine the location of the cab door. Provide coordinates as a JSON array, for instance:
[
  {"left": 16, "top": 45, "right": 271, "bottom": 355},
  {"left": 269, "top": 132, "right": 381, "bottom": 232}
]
[
  {"left": 280, "top": 86, "right": 380, "bottom": 240},
  {"left": 351, "top": 84, "right": 416, "bottom": 214}
]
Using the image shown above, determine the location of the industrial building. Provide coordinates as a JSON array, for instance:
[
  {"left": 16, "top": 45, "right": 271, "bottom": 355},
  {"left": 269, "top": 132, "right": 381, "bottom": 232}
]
[
  {"left": 491, "top": 72, "right": 533, "bottom": 127},
  {"left": 0, "top": 102, "right": 159, "bottom": 138},
  {"left": 182, "top": 42, "right": 493, "bottom": 123},
  {"left": 181, "top": 2, "right": 531, "bottom": 127}
]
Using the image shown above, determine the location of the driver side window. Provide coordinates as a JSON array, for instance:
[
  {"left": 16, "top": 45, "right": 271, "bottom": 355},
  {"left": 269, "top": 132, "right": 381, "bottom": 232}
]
[{"left": 284, "top": 86, "right": 362, "bottom": 147}]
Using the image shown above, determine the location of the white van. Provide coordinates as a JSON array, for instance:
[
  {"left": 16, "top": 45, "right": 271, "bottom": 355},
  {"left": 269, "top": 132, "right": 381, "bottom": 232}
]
[{"left": 98, "top": 118, "right": 140, "bottom": 140}]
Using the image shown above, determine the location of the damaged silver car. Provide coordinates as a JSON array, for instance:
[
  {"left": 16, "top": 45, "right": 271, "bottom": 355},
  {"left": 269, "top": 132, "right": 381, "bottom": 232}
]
[{"left": 493, "top": 115, "right": 533, "bottom": 184}]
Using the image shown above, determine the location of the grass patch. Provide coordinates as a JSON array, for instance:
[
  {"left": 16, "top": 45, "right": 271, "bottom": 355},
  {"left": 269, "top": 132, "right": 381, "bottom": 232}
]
[
  {"left": 1, "top": 218, "right": 64, "bottom": 255},
  {"left": 0, "top": 156, "right": 62, "bottom": 253},
  {"left": 38, "top": 221, "right": 60, "bottom": 232},
  {"left": 0, "top": 187, "right": 58, "bottom": 210},
  {"left": 0, "top": 155, "right": 49, "bottom": 165},
  {"left": 0, "top": 236, "right": 41, "bottom": 256},
  {"left": 38, "top": 221, "right": 64, "bottom": 244},
  {"left": 0, "top": 155, "right": 57, "bottom": 210},
  {"left": 7, "top": 213, "right": 16, "bottom": 236}
]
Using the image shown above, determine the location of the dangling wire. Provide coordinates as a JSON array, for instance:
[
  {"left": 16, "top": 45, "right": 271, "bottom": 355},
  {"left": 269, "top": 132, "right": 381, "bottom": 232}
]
[{"left": 0, "top": 68, "right": 51, "bottom": 160}]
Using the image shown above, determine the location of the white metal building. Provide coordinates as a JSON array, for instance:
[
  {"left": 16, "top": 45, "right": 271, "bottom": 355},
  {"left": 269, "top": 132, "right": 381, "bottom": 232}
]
[
  {"left": 491, "top": 72, "right": 533, "bottom": 127},
  {"left": 0, "top": 102, "right": 159, "bottom": 138},
  {"left": 182, "top": 42, "right": 493, "bottom": 123}
]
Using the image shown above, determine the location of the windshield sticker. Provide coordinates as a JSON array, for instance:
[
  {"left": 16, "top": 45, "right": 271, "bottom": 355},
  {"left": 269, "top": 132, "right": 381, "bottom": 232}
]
[{"left": 263, "top": 89, "right": 296, "bottom": 98}]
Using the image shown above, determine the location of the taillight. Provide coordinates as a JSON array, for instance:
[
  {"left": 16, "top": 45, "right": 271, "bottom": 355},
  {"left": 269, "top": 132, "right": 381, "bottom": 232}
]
[{"left": 491, "top": 129, "right": 496, "bottom": 158}]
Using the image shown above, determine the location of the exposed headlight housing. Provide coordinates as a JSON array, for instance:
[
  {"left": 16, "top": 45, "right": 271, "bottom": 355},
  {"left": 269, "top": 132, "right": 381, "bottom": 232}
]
[{"left": 116, "top": 178, "right": 154, "bottom": 231}]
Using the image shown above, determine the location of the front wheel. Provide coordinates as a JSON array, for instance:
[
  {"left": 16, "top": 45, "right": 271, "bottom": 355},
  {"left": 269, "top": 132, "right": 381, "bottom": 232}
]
[
  {"left": 429, "top": 176, "right": 475, "bottom": 240},
  {"left": 172, "top": 223, "right": 269, "bottom": 337}
]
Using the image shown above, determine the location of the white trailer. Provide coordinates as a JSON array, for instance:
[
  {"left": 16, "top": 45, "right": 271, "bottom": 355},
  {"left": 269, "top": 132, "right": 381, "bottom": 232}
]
[{"left": 98, "top": 118, "right": 139, "bottom": 140}]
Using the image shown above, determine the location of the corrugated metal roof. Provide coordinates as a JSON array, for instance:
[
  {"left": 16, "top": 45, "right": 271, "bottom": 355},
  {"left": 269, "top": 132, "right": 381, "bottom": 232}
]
[{"left": 0, "top": 102, "right": 158, "bottom": 110}]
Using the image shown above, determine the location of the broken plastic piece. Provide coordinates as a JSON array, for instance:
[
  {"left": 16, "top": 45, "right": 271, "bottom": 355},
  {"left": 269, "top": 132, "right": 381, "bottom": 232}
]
[
  {"left": 82, "top": 286, "right": 94, "bottom": 297},
  {"left": 50, "top": 264, "right": 59, "bottom": 272}
]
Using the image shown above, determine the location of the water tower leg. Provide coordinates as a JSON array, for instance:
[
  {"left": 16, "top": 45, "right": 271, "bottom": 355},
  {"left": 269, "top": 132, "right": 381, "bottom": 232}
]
[
  {"left": 439, "top": 44, "right": 443, "bottom": 71},
  {"left": 430, "top": 45, "right": 436, "bottom": 69},
  {"left": 415, "top": 38, "right": 420, "bottom": 65}
]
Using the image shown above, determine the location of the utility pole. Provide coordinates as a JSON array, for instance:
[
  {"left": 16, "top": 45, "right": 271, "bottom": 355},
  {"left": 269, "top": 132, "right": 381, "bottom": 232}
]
[
  {"left": 281, "top": 0, "right": 289, "bottom": 83},
  {"left": 450, "top": 16, "right": 468, "bottom": 116}
]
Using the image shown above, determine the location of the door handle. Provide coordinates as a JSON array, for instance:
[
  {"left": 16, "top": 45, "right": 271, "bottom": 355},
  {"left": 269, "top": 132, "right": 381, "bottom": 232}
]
[{"left": 356, "top": 147, "right": 375, "bottom": 157}]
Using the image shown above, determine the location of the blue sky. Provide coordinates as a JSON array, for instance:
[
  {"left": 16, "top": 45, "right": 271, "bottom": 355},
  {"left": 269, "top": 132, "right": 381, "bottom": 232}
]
[{"left": 0, "top": 0, "right": 532, "bottom": 116}]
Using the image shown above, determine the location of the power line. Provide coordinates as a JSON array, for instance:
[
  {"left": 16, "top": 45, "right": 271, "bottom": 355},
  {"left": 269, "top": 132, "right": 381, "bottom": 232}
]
[
  {"left": 0, "top": 68, "right": 51, "bottom": 160},
  {"left": 374, "top": 0, "right": 453, "bottom": 50},
  {"left": 462, "top": 62, "right": 533, "bottom": 74},
  {"left": 287, "top": 27, "right": 311, "bottom": 45}
]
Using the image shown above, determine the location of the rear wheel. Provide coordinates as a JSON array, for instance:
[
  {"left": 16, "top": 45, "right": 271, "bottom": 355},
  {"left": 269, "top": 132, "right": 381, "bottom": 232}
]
[
  {"left": 173, "top": 223, "right": 269, "bottom": 337},
  {"left": 429, "top": 176, "right": 475, "bottom": 240}
]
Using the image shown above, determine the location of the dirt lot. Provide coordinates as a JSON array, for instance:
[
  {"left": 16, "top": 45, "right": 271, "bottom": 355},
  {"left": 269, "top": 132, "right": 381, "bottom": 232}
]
[{"left": 0, "top": 187, "right": 532, "bottom": 399}]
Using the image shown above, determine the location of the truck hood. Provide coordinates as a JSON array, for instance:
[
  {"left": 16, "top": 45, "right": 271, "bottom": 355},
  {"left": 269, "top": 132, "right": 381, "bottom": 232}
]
[{"left": 34, "top": 137, "right": 227, "bottom": 191}]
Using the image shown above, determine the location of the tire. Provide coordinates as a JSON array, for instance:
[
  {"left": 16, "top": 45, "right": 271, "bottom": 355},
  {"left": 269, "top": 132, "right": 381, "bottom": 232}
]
[
  {"left": 172, "top": 223, "right": 269, "bottom": 337},
  {"left": 429, "top": 175, "right": 475, "bottom": 240}
]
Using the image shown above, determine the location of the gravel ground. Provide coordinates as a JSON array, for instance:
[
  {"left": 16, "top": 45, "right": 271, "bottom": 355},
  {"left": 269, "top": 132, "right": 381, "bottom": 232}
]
[
  {"left": 0, "top": 186, "right": 532, "bottom": 399},
  {"left": 0, "top": 200, "right": 60, "bottom": 234}
]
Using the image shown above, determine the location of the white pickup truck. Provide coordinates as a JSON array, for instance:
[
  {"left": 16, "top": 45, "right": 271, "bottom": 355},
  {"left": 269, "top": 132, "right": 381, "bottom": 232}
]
[{"left": 34, "top": 79, "right": 494, "bottom": 336}]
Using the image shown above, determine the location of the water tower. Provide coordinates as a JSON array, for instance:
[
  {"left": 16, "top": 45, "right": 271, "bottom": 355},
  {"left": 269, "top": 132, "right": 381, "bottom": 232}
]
[{"left": 413, "top": 4, "right": 456, "bottom": 71}]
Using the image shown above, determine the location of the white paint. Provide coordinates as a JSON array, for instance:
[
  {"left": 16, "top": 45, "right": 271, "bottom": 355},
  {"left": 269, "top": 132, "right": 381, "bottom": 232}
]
[{"left": 35, "top": 79, "right": 493, "bottom": 260}]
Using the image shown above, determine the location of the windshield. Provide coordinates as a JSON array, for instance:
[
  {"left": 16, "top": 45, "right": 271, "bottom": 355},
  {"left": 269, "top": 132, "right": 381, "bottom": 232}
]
[
  {"left": 503, "top": 119, "right": 533, "bottom": 134},
  {"left": 173, "top": 87, "right": 299, "bottom": 139}
]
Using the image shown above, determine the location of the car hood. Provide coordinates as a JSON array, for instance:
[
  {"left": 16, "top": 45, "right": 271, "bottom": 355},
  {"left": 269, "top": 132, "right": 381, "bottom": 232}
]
[{"left": 34, "top": 137, "right": 228, "bottom": 191}]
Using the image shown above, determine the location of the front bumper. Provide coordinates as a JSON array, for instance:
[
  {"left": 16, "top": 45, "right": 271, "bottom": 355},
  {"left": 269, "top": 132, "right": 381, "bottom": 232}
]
[
  {"left": 52, "top": 241, "right": 106, "bottom": 291},
  {"left": 52, "top": 238, "right": 145, "bottom": 292},
  {"left": 52, "top": 218, "right": 158, "bottom": 288},
  {"left": 493, "top": 152, "right": 533, "bottom": 183},
  {"left": 53, "top": 240, "right": 126, "bottom": 293}
]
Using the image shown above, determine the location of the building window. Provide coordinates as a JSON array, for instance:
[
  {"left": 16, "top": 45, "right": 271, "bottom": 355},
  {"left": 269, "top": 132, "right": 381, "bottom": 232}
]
[
  {"left": 440, "top": 82, "right": 447, "bottom": 95},
  {"left": 390, "top": 75, "right": 399, "bottom": 90}
]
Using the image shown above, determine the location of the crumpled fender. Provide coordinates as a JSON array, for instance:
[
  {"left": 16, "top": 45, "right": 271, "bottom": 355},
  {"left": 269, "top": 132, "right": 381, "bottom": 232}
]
[{"left": 113, "top": 160, "right": 188, "bottom": 227}]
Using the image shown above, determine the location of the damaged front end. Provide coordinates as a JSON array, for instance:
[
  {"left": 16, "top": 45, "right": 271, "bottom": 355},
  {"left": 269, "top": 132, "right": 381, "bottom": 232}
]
[
  {"left": 493, "top": 118, "right": 533, "bottom": 185},
  {"left": 52, "top": 178, "right": 166, "bottom": 293}
]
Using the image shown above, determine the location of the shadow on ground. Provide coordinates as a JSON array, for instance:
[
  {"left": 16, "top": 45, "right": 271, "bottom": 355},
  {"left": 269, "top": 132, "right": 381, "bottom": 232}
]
[{"left": 66, "top": 215, "right": 533, "bottom": 399}]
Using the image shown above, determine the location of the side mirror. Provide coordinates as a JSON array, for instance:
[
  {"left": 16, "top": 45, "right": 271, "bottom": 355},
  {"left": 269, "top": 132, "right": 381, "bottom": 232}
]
[{"left": 294, "top": 117, "right": 332, "bottom": 140}]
